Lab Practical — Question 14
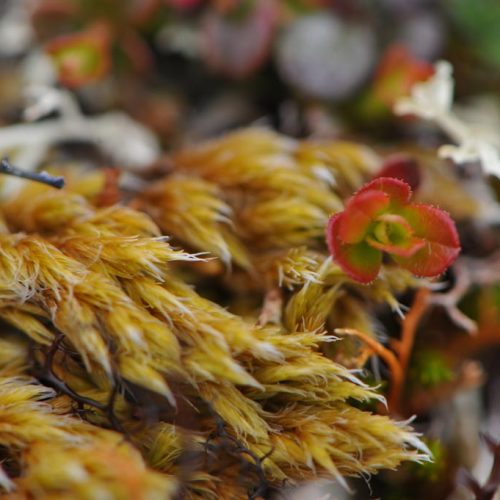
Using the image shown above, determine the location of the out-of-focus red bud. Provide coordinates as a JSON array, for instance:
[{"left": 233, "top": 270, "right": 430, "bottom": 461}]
[{"left": 375, "top": 154, "right": 422, "bottom": 192}]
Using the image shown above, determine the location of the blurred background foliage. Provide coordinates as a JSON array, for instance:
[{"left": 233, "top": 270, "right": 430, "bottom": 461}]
[{"left": 8, "top": 0, "right": 500, "bottom": 143}]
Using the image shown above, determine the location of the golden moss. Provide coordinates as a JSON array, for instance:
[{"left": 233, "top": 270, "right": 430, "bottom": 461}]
[{"left": 0, "top": 129, "right": 433, "bottom": 498}]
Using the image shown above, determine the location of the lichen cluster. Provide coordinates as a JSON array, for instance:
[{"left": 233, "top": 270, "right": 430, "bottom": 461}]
[{"left": 0, "top": 129, "right": 431, "bottom": 498}]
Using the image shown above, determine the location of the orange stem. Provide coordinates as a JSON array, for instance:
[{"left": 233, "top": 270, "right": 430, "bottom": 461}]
[
  {"left": 335, "top": 327, "right": 403, "bottom": 411},
  {"left": 336, "top": 288, "right": 431, "bottom": 414},
  {"left": 390, "top": 288, "right": 430, "bottom": 411}
]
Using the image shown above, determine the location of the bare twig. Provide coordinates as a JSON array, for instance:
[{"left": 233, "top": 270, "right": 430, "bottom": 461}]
[
  {"left": 0, "top": 157, "right": 64, "bottom": 189},
  {"left": 32, "top": 334, "right": 125, "bottom": 433},
  {"left": 205, "top": 407, "right": 274, "bottom": 500}
]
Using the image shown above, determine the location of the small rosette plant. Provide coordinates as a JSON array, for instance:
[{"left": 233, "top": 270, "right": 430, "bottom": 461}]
[
  {"left": 46, "top": 23, "right": 111, "bottom": 88},
  {"left": 327, "top": 177, "right": 460, "bottom": 284}
]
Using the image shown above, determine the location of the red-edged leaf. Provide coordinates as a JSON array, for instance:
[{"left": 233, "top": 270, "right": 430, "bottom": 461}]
[
  {"left": 356, "top": 177, "right": 412, "bottom": 206},
  {"left": 327, "top": 213, "right": 382, "bottom": 284},
  {"left": 393, "top": 204, "right": 460, "bottom": 277},
  {"left": 375, "top": 154, "right": 421, "bottom": 192},
  {"left": 337, "top": 190, "right": 390, "bottom": 244}
]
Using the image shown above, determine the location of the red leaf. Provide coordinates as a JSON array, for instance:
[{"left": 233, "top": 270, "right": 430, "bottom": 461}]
[
  {"left": 356, "top": 177, "right": 412, "bottom": 206},
  {"left": 393, "top": 204, "right": 460, "bottom": 277},
  {"left": 375, "top": 154, "right": 421, "bottom": 192},
  {"left": 327, "top": 213, "right": 382, "bottom": 284},
  {"left": 337, "top": 190, "right": 390, "bottom": 244},
  {"left": 326, "top": 176, "right": 459, "bottom": 282}
]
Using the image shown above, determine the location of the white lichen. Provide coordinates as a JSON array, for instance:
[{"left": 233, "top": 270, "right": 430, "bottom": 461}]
[
  {"left": 0, "top": 85, "right": 160, "bottom": 197},
  {"left": 395, "top": 61, "right": 500, "bottom": 178}
]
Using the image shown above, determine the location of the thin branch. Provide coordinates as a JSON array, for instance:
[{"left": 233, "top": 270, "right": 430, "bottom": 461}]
[
  {"left": 204, "top": 406, "right": 273, "bottom": 500},
  {"left": 0, "top": 157, "right": 64, "bottom": 189},
  {"left": 32, "top": 334, "right": 125, "bottom": 433}
]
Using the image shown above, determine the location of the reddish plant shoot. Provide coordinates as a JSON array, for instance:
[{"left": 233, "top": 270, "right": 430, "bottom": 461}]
[
  {"left": 372, "top": 44, "right": 434, "bottom": 109},
  {"left": 46, "top": 23, "right": 111, "bottom": 88},
  {"left": 327, "top": 177, "right": 460, "bottom": 284}
]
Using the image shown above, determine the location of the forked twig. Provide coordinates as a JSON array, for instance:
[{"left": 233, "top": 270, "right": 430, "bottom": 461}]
[
  {"left": 205, "top": 407, "right": 274, "bottom": 500},
  {"left": 32, "top": 334, "right": 124, "bottom": 433}
]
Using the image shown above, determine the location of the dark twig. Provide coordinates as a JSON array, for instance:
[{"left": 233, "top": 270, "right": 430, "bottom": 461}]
[
  {"left": 32, "top": 334, "right": 125, "bottom": 434},
  {"left": 204, "top": 407, "right": 274, "bottom": 499},
  {"left": 0, "top": 157, "right": 64, "bottom": 189}
]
